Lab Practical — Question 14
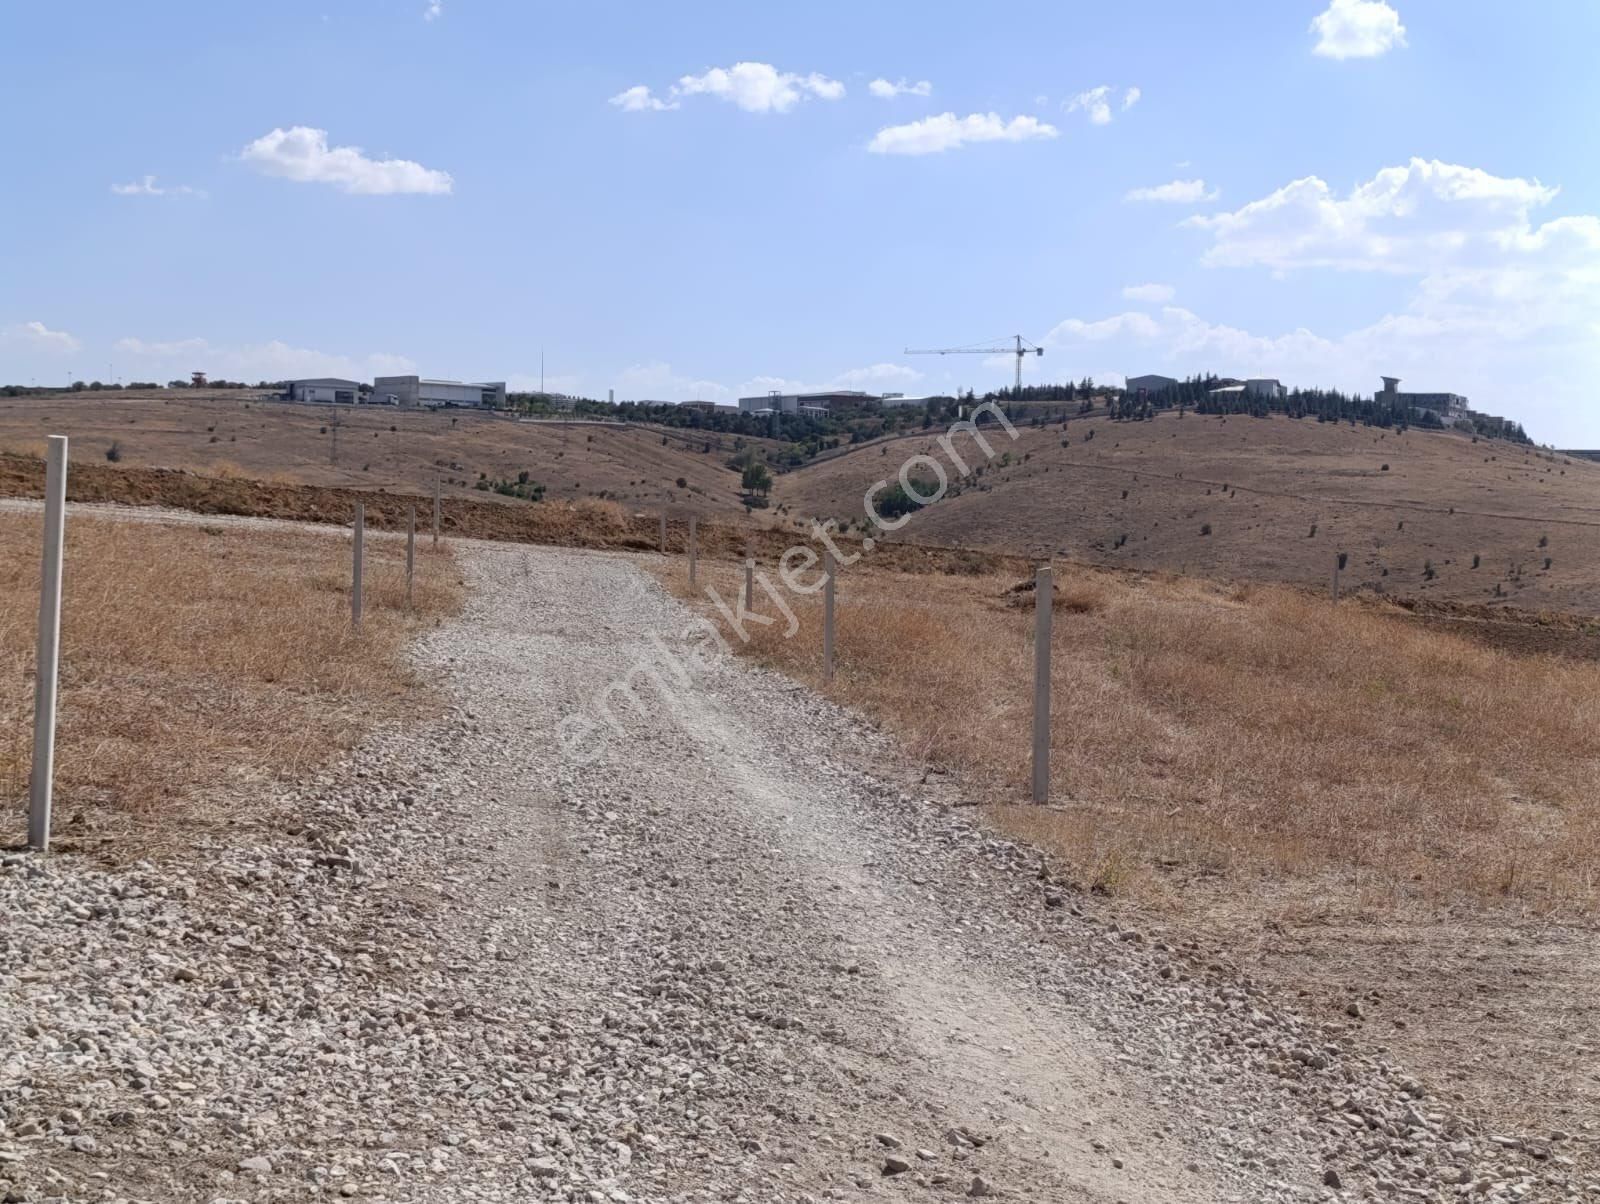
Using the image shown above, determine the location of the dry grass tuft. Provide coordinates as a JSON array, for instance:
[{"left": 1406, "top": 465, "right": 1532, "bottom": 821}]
[
  {"left": 1, "top": 512, "right": 461, "bottom": 848},
  {"left": 662, "top": 557, "right": 1600, "bottom": 915}
]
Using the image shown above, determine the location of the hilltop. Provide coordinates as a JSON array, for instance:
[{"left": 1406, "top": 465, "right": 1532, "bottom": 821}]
[
  {"left": 776, "top": 408, "right": 1600, "bottom": 614},
  {"left": 0, "top": 391, "right": 775, "bottom": 516}
]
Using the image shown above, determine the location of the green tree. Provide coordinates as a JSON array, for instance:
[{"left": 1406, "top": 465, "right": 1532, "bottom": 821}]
[{"left": 741, "top": 462, "right": 772, "bottom": 497}]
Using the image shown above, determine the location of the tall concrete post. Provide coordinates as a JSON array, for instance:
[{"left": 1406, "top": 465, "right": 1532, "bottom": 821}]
[
  {"left": 352, "top": 504, "right": 365, "bottom": 630},
  {"left": 1031, "top": 564, "right": 1053, "bottom": 805},
  {"left": 689, "top": 517, "right": 698, "bottom": 587},
  {"left": 822, "top": 549, "right": 835, "bottom": 683},
  {"left": 406, "top": 504, "right": 416, "bottom": 609},
  {"left": 28, "top": 435, "right": 68, "bottom": 851},
  {"left": 744, "top": 557, "right": 755, "bottom": 610}
]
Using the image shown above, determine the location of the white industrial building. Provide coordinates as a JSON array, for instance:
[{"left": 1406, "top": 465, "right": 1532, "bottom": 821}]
[
  {"left": 737, "top": 390, "right": 874, "bottom": 416},
  {"left": 373, "top": 375, "right": 507, "bottom": 410},
  {"left": 879, "top": 393, "right": 935, "bottom": 409},
  {"left": 285, "top": 378, "right": 360, "bottom": 404},
  {"left": 1245, "top": 378, "right": 1287, "bottom": 399}
]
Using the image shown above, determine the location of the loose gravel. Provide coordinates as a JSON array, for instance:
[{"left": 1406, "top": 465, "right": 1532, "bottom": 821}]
[{"left": 3, "top": 538, "right": 1594, "bottom": 1202}]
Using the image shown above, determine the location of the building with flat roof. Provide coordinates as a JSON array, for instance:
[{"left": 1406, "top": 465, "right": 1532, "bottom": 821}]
[
  {"left": 1245, "top": 378, "right": 1286, "bottom": 399},
  {"left": 373, "top": 376, "right": 506, "bottom": 409},
  {"left": 736, "top": 390, "right": 874, "bottom": 415},
  {"left": 285, "top": 378, "right": 360, "bottom": 404},
  {"left": 1377, "top": 376, "right": 1469, "bottom": 420}
]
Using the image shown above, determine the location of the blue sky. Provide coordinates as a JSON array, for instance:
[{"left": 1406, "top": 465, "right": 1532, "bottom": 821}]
[{"left": 3, "top": 0, "right": 1598, "bottom": 441}]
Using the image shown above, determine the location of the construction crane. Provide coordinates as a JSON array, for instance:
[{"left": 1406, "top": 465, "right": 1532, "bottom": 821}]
[{"left": 904, "top": 334, "right": 1043, "bottom": 395}]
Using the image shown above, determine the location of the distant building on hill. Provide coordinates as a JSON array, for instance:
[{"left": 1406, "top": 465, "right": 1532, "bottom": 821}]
[
  {"left": 285, "top": 378, "right": 359, "bottom": 404},
  {"left": 1245, "top": 378, "right": 1286, "bottom": 399},
  {"left": 1378, "top": 376, "right": 1469, "bottom": 422},
  {"left": 1125, "top": 373, "right": 1179, "bottom": 396},
  {"left": 373, "top": 376, "right": 506, "bottom": 409},
  {"left": 736, "top": 390, "right": 873, "bottom": 415}
]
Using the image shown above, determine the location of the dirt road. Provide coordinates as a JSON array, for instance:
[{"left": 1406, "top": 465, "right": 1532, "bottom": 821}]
[{"left": 2, "top": 534, "right": 1585, "bottom": 1202}]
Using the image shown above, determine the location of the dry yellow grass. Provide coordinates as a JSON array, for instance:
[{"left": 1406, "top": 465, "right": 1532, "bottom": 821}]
[
  {"left": 0, "top": 511, "right": 461, "bottom": 848},
  {"left": 663, "top": 557, "right": 1600, "bottom": 914}
]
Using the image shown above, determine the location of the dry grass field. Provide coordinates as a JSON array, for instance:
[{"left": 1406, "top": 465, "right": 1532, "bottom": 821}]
[
  {"left": 0, "top": 509, "right": 461, "bottom": 855},
  {"left": 776, "top": 410, "right": 1600, "bottom": 614},
  {"left": 660, "top": 554, "right": 1600, "bottom": 1142},
  {"left": 0, "top": 392, "right": 768, "bottom": 516}
]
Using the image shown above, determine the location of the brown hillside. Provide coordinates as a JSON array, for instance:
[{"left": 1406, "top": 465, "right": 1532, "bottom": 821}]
[
  {"left": 777, "top": 410, "right": 1600, "bottom": 614},
  {"left": 0, "top": 393, "right": 771, "bottom": 516}
]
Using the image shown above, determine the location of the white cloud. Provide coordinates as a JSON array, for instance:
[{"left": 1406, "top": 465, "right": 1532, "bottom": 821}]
[
  {"left": 115, "top": 336, "right": 211, "bottom": 357},
  {"left": 1122, "top": 86, "right": 1142, "bottom": 111},
  {"left": 867, "top": 112, "right": 1058, "bottom": 156},
  {"left": 829, "top": 363, "right": 923, "bottom": 388},
  {"left": 1066, "top": 85, "right": 1113, "bottom": 125},
  {"left": 115, "top": 334, "right": 417, "bottom": 382},
  {"left": 1185, "top": 158, "right": 1561, "bottom": 272},
  {"left": 1122, "top": 283, "right": 1176, "bottom": 303},
  {"left": 1311, "top": 0, "right": 1407, "bottom": 59},
  {"left": 423, "top": 0, "right": 441, "bottom": 20},
  {"left": 869, "top": 78, "right": 933, "bottom": 100},
  {"left": 615, "top": 361, "right": 731, "bottom": 402},
  {"left": 1039, "top": 157, "right": 1600, "bottom": 441},
  {"left": 673, "top": 62, "right": 845, "bottom": 113},
  {"left": 111, "top": 174, "right": 204, "bottom": 198},
  {"left": 2, "top": 321, "right": 80, "bottom": 353},
  {"left": 1125, "top": 178, "right": 1220, "bottom": 203},
  {"left": 238, "top": 127, "right": 452, "bottom": 195},
  {"left": 609, "top": 85, "right": 678, "bottom": 113}
]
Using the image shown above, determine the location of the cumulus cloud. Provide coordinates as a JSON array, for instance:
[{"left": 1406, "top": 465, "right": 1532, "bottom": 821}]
[
  {"left": 2, "top": 321, "right": 80, "bottom": 353},
  {"left": 1311, "top": 0, "right": 1407, "bottom": 59},
  {"left": 111, "top": 174, "right": 204, "bottom": 198},
  {"left": 1185, "top": 158, "right": 1562, "bottom": 272},
  {"left": 608, "top": 85, "right": 678, "bottom": 112},
  {"left": 674, "top": 62, "right": 845, "bottom": 113},
  {"left": 1125, "top": 178, "right": 1220, "bottom": 203},
  {"left": 1122, "top": 86, "right": 1142, "bottom": 111},
  {"left": 239, "top": 127, "right": 452, "bottom": 195},
  {"left": 116, "top": 334, "right": 417, "bottom": 382},
  {"left": 1051, "top": 157, "right": 1600, "bottom": 440},
  {"left": 1122, "top": 283, "right": 1176, "bottom": 303},
  {"left": 1066, "top": 85, "right": 1113, "bottom": 125},
  {"left": 867, "top": 112, "right": 1058, "bottom": 156},
  {"left": 423, "top": 0, "right": 441, "bottom": 20},
  {"left": 868, "top": 78, "right": 933, "bottom": 100}
]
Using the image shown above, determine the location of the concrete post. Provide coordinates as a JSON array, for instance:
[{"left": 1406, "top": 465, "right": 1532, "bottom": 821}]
[
  {"left": 352, "top": 504, "right": 365, "bottom": 630},
  {"left": 659, "top": 512, "right": 668, "bottom": 555},
  {"left": 1332, "top": 551, "right": 1347, "bottom": 603},
  {"left": 28, "top": 435, "right": 67, "bottom": 852},
  {"left": 1031, "top": 564, "right": 1053, "bottom": 805},
  {"left": 744, "top": 557, "right": 755, "bottom": 611},
  {"left": 688, "top": 516, "right": 698, "bottom": 586},
  {"left": 432, "top": 478, "right": 441, "bottom": 547},
  {"left": 823, "top": 549, "right": 835, "bottom": 683},
  {"left": 406, "top": 504, "right": 416, "bottom": 609}
]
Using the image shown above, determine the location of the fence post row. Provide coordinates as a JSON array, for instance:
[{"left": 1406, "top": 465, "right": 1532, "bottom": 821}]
[
  {"left": 822, "top": 549, "right": 835, "bottom": 683},
  {"left": 1031, "top": 563, "right": 1053, "bottom": 805},
  {"left": 28, "top": 435, "right": 68, "bottom": 852},
  {"left": 688, "top": 516, "right": 698, "bottom": 587},
  {"left": 352, "top": 504, "right": 365, "bottom": 630},
  {"left": 406, "top": 504, "right": 416, "bottom": 609}
]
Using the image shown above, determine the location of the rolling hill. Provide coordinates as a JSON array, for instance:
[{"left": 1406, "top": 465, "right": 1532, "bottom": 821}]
[
  {"left": 0, "top": 392, "right": 773, "bottom": 516},
  {"left": 777, "top": 409, "right": 1600, "bottom": 613}
]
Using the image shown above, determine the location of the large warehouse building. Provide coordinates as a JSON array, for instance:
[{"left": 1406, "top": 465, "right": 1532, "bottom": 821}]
[
  {"left": 372, "top": 376, "right": 507, "bottom": 409},
  {"left": 285, "top": 378, "right": 359, "bottom": 404}
]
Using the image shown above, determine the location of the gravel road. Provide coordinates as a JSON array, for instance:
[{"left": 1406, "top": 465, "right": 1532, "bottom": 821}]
[{"left": 3, "top": 536, "right": 1591, "bottom": 1202}]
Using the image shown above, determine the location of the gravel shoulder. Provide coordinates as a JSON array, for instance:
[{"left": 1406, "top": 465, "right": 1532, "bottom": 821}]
[{"left": 3, "top": 535, "right": 1592, "bottom": 1202}]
